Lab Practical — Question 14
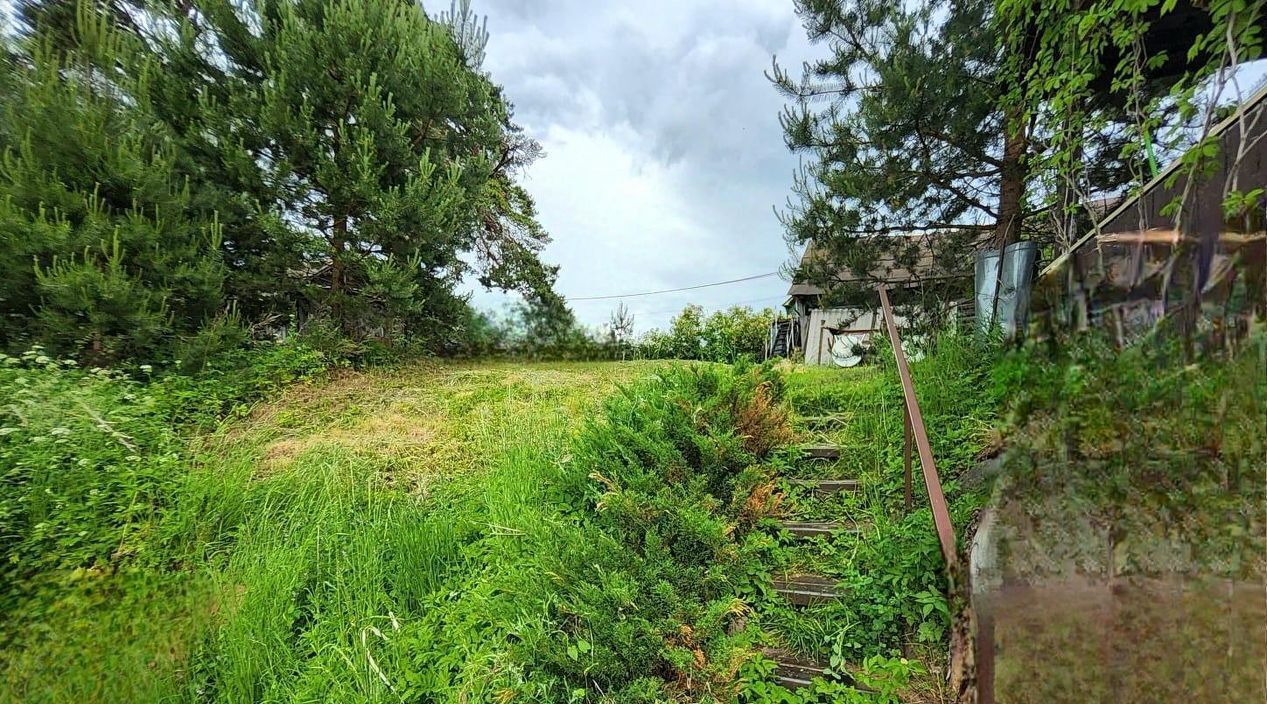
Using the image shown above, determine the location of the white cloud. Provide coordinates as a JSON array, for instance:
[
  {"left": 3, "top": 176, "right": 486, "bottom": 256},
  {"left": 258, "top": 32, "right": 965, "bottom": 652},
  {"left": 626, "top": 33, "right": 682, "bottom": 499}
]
[{"left": 433, "top": 1, "right": 822, "bottom": 331}]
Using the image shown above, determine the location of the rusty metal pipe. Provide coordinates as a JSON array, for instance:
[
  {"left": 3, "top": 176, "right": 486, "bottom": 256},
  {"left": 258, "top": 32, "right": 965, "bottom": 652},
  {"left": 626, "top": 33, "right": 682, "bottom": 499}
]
[
  {"left": 878, "top": 287, "right": 958, "bottom": 569},
  {"left": 903, "top": 406, "right": 913, "bottom": 513}
]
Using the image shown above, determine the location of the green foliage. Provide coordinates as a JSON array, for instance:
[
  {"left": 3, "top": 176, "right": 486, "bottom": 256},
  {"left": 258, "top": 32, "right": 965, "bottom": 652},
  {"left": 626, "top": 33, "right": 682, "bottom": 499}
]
[
  {"left": 453, "top": 300, "right": 770, "bottom": 363},
  {"left": 739, "top": 653, "right": 922, "bottom": 704},
  {"left": 0, "top": 327, "right": 1022, "bottom": 702},
  {"left": 640, "top": 305, "right": 775, "bottom": 363},
  {"left": 455, "top": 302, "right": 617, "bottom": 360},
  {"left": 0, "top": 350, "right": 184, "bottom": 620},
  {"left": 533, "top": 364, "right": 793, "bottom": 699},
  {"left": 0, "top": 30, "right": 228, "bottom": 365},
  {"left": 770, "top": 0, "right": 1024, "bottom": 314},
  {"left": 2, "top": 0, "right": 564, "bottom": 364},
  {"left": 0, "top": 340, "right": 328, "bottom": 623},
  {"left": 990, "top": 330, "right": 1267, "bottom": 577},
  {"left": 753, "top": 331, "right": 1004, "bottom": 679},
  {"left": 996, "top": 0, "right": 1267, "bottom": 253},
  {"left": 1, "top": 353, "right": 809, "bottom": 702},
  {"left": 133, "top": 0, "right": 560, "bottom": 344},
  {"left": 772, "top": 0, "right": 1004, "bottom": 239},
  {"left": 149, "top": 340, "right": 330, "bottom": 428}
]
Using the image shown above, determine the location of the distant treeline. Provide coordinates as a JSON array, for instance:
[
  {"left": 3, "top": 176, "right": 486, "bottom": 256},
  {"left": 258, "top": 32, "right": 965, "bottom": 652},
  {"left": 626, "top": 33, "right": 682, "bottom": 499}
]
[
  {"left": 464, "top": 303, "right": 777, "bottom": 363},
  {"left": 1, "top": 1, "right": 566, "bottom": 368}
]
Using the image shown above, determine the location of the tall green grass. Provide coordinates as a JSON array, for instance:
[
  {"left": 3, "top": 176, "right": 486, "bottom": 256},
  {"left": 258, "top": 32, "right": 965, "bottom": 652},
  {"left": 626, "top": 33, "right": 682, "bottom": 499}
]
[
  {"left": 1, "top": 358, "right": 656, "bottom": 702},
  {"left": 0, "top": 342, "right": 327, "bottom": 702},
  {"left": 2, "top": 340, "right": 1017, "bottom": 704}
]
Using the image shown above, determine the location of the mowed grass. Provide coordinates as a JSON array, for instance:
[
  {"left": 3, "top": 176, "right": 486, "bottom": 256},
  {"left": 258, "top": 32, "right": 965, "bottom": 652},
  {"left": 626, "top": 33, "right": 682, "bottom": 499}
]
[{"left": 2, "top": 360, "right": 662, "bottom": 704}]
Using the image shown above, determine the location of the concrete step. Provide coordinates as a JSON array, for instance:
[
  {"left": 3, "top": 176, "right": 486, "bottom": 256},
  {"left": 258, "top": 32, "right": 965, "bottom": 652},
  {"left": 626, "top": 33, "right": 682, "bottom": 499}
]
[
  {"left": 772, "top": 573, "right": 845, "bottom": 606},
  {"left": 800, "top": 444, "right": 841, "bottom": 461},
  {"left": 764, "top": 648, "right": 828, "bottom": 689},
  {"left": 779, "top": 519, "right": 854, "bottom": 539},
  {"left": 784, "top": 478, "right": 860, "bottom": 495}
]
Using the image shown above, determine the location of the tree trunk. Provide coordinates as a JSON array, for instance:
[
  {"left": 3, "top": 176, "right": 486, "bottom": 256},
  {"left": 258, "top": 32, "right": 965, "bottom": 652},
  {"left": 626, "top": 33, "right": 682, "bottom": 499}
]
[
  {"left": 331, "top": 216, "right": 348, "bottom": 293},
  {"left": 988, "top": 108, "right": 1028, "bottom": 330},
  {"left": 994, "top": 109, "right": 1027, "bottom": 251},
  {"left": 331, "top": 216, "right": 347, "bottom": 327}
]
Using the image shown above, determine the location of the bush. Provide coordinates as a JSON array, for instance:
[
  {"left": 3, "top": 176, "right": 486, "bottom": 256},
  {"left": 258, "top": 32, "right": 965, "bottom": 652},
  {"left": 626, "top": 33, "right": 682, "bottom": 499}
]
[
  {"left": 639, "top": 305, "right": 776, "bottom": 363},
  {"left": 534, "top": 363, "right": 794, "bottom": 699},
  {"left": 0, "top": 350, "right": 183, "bottom": 621},
  {"left": 990, "top": 329, "right": 1267, "bottom": 578},
  {"left": 0, "top": 340, "right": 330, "bottom": 621},
  {"left": 151, "top": 340, "right": 330, "bottom": 428},
  {"left": 453, "top": 302, "right": 619, "bottom": 360}
]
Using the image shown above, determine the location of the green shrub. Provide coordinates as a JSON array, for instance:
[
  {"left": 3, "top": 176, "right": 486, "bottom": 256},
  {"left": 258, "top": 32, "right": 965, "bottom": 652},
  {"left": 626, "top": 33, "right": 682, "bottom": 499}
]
[
  {"left": 990, "top": 330, "right": 1267, "bottom": 577},
  {"left": 0, "top": 350, "right": 183, "bottom": 621},
  {"left": 151, "top": 339, "right": 330, "bottom": 427},
  {"left": 0, "top": 340, "right": 330, "bottom": 622},
  {"left": 0, "top": 39, "right": 228, "bottom": 367},
  {"left": 453, "top": 303, "right": 620, "bottom": 361},
  {"left": 532, "top": 364, "right": 793, "bottom": 700}
]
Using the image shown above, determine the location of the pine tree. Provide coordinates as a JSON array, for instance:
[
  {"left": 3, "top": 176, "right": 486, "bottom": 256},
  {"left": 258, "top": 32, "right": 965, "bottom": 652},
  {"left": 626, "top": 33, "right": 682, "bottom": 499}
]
[
  {"left": 438, "top": 0, "right": 490, "bottom": 70},
  {"left": 769, "top": 0, "right": 1017, "bottom": 313},
  {"left": 773, "top": 3, "right": 1006, "bottom": 229},
  {"left": 133, "top": 0, "right": 561, "bottom": 342},
  {"left": 8, "top": 0, "right": 565, "bottom": 354},
  {"left": 772, "top": 0, "right": 1176, "bottom": 313},
  {"left": 0, "top": 13, "right": 226, "bottom": 363}
]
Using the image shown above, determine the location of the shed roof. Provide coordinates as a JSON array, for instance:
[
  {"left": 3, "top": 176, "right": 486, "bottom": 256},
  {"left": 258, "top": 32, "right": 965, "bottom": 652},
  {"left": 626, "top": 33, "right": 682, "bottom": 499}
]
[{"left": 787, "top": 230, "right": 993, "bottom": 298}]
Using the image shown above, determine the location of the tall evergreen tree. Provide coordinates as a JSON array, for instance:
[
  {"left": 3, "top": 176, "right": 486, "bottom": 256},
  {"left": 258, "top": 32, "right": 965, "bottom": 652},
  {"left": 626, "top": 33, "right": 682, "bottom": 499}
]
[
  {"left": 0, "top": 11, "right": 226, "bottom": 363},
  {"left": 770, "top": 0, "right": 1019, "bottom": 310},
  {"left": 8, "top": 0, "right": 565, "bottom": 353},
  {"left": 151, "top": 0, "right": 562, "bottom": 339},
  {"left": 772, "top": 0, "right": 1181, "bottom": 310}
]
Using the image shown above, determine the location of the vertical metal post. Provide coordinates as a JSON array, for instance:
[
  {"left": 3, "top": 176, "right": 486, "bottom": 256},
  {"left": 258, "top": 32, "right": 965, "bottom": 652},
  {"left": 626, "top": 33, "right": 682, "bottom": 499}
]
[
  {"left": 878, "top": 286, "right": 958, "bottom": 568},
  {"left": 977, "top": 602, "right": 996, "bottom": 704},
  {"left": 970, "top": 509, "right": 999, "bottom": 704},
  {"left": 903, "top": 406, "right": 913, "bottom": 513}
]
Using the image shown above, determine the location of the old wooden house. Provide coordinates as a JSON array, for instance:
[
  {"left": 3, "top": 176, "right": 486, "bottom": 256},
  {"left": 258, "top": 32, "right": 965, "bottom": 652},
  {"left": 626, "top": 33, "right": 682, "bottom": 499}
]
[
  {"left": 1032, "top": 84, "right": 1267, "bottom": 342},
  {"left": 773, "top": 230, "right": 991, "bottom": 365}
]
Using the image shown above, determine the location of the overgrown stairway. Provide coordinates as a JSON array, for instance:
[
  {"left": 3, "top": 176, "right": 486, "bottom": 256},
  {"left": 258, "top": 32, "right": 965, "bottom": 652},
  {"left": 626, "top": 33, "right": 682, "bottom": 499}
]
[
  {"left": 752, "top": 288, "right": 964, "bottom": 695},
  {"left": 764, "top": 433, "right": 856, "bottom": 688}
]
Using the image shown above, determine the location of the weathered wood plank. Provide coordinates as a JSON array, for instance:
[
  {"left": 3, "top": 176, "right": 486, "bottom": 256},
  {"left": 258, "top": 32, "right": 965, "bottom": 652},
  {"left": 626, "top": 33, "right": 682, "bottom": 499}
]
[
  {"left": 779, "top": 519, "right": 853, "bottom": 539},
  {"left": 772, "top": 573, "right": 845, "bottom": 606},
  {"left": 800, "top": 444, "right": 841, "bottom": 461},
  {"left": 784, "top": 478, "right": 860, "bottom": 495},
  {"left": 763, "top": 648, "right": 827, "bottom": 689}
]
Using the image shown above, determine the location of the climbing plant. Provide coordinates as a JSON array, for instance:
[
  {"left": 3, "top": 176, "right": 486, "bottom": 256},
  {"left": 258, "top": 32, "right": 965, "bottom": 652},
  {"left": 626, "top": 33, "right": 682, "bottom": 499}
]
[{"left": 997, "top": 0, "right": 1267, "bottom": 247}]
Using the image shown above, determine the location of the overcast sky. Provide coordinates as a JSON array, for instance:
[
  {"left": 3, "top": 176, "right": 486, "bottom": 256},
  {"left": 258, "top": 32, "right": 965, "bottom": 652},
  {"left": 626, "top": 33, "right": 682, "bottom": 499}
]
[{"left": 439, "top": 0, "right": 821, "bottom": 331}]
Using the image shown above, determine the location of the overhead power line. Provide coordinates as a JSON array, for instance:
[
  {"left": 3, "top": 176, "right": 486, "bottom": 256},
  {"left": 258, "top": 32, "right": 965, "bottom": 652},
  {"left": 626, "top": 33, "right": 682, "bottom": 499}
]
[
  {"left": 638, "top": 294, "right": 788, "bottom": 318},
  {"left": 566, "top": 272, "right": 779, "bottom": 302}
]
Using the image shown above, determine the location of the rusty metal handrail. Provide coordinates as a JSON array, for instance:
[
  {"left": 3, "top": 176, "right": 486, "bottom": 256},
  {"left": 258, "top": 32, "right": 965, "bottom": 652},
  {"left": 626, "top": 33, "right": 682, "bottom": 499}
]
[{"left": 878, "top": 287, "right": 958, "bottom": 569}]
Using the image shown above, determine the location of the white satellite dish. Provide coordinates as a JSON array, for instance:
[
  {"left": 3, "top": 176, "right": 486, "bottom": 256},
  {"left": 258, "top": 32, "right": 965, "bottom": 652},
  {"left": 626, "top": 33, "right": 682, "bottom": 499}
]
[
  {"left": 902, "top": 335, "right": 926, "bottom": 362},
  {"left": 829, "top": 333, "right": 866, "bottom": 367}
]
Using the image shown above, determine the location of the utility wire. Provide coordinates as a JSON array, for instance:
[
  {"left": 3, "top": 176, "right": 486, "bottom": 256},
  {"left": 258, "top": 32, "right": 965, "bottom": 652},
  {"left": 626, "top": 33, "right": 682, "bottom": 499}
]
[
  {"left": 636, "top": 294, "right": 788, "bottom": 318},
  {"left": 566, "top": 271, "right": 779, "bottom": 301}
]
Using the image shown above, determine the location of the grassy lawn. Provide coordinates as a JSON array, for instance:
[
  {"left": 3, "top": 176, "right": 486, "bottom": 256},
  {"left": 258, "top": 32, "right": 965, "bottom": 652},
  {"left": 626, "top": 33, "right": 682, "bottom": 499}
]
[
  {"left": 3, "top": 343, "right": 1006, "bottom": 704},
  {"left": 3, "top": 360, "right": 663, "bottom": 703}
]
